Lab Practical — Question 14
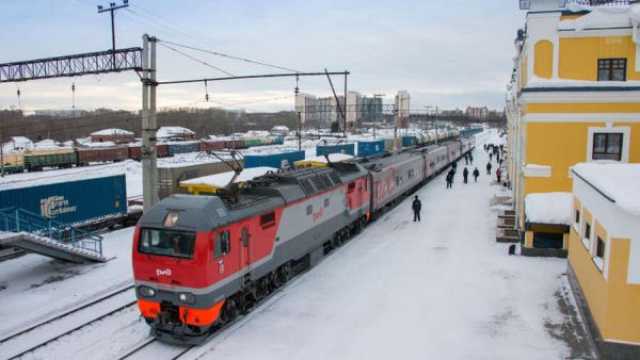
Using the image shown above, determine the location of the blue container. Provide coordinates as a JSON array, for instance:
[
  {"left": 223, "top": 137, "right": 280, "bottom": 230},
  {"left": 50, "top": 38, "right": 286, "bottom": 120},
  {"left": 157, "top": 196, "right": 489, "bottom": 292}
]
[
  {"left": 357, "top": 140, "right": 385, "bottom": 157},
  {"left": 272, "top": 136, "right": 284, "bottom": 145},
  {"left": 316, "top": 144, "right": 355, "bottom": 157},
  {"left": 0, "top": 174, "right": 127, "bottom": 225},
  {"left": 244, "top": 151, "right": 305, "bottom": 169},
  {"left": 461, "top": 127, "right": 483, "bottom": 137},
  {"left": 401, "top": 136, "right": 417, "bottom": 148},
  {"left": 168, "top": 142, "right": 201, "bottom": 156}
]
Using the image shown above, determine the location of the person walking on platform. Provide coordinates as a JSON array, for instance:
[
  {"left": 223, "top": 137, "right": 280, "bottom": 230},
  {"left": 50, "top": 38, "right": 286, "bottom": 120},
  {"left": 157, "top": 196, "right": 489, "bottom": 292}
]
[
  {"left": 463, "top": 167, "right": 469, "bottom": 184},
  {"left": 486, "top": 161, "right": 492, "bottom": 175},
  {"left": 473, "top": 167, "right": 480, "bottom": 182},
  {"left": 446, "top": 169, "right": 454, "bottom": 189},
  {"left": 489, "top": 152, "right": 493, "bottom": 161},
  {"left": 412, "top": 195, "right": 422, "bottom": 222},
  {"left": 469, "top": 152, "right": 474, "bottom": 164},
  {"left": 496, "top": 168, "right": 502, "bottom": 184}
]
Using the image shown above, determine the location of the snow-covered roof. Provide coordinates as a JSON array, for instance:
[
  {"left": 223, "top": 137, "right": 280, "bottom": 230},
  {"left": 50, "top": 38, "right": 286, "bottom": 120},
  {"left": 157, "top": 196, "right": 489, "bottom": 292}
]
[
  {"left": 34, "top": 139, "right": 60, "bottom": 149},
  {"left": 272, "top": 125, "right": 289, "bottom": 131},
  {"left": 81, "top": 141, "right": 117, "bottom": 148},
  {"left": 560, "top": 5, "right": 636, "bottom": 31},
  {"left": 525, "top": 192, "right": 574, "bottom": 226},
  {"left": 2, "top": 136, "right": 33, "bottom": 153},
  {"left": 157, "top": 126, "right": 195, "bottom": 138},
  {"left": 572, "top": 163, "right": 640, "bottom": 216},
  {"left": 90, "top": 128, "right": 133, "bottom": 136},
  {"left": 180, "top": 167, "right": 277, "bottom": 189},
  {"left": 301, "top": 153, "right": 354, "bottom": 164}
]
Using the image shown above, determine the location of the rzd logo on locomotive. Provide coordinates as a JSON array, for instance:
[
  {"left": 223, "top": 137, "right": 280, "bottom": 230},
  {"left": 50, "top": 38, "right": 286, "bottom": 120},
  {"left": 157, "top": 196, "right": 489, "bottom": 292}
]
[
  {"left": 156, "top": 268, "right": 172, "bottom": 277},
  {"left": 40, "top": 196, "right": 77, "bottom": 219}
]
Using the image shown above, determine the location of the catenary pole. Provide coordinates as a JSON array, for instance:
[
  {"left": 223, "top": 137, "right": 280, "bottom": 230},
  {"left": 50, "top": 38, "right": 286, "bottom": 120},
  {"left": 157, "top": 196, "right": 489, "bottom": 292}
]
[{"left": 141, "top": 34, "right": 159, "bottom": 211}]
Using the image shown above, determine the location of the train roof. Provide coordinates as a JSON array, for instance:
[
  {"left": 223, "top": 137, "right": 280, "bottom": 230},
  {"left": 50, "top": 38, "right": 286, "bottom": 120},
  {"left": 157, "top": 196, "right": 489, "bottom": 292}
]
[{"left": 138, "top": 161, "right": 368, "bottom": 231}]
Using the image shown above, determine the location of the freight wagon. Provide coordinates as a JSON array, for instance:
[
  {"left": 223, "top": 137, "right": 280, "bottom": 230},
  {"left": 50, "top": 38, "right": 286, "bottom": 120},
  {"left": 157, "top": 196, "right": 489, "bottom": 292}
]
[
  {"left": 128, "top": 144, "right": 170, "bottom": 160},
  {"left": 167, "top": 141, "right": 201, "bottom": 156},
  {"left": 244, "top": 151, "right": 305, "bottom": 169},
  {"left": 200, "top": 140, "right": 226, "bottom": 152},
  {"left": 24, "top": 149, "right": 77, "bottom": 171},
  {"left": 316, "top": 144, "right": 355, "bottom": 157},
  {"left": 76, "top": 146, "right": 129, "bottom": 166},
  {"left": 0, "top": 174, "right": 127, "bottom": 226},
  {"left": 357, "top": 140, "right": 385, "bottom": 158},
  {"left": 158, "top": 160, "right": 243, "bottom": 199}
]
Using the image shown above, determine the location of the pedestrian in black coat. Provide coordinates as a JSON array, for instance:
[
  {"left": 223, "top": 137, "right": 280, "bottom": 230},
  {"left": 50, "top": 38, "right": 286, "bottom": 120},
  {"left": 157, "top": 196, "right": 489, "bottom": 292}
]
[
  {"left": 473, "top": 167, "right": 480, "bottom": 182},
  {"left": 412, "top": 195, "right": 422, "bottom": 222},
  {"left": 463, "top": 167, "right": 469, "bottom": 184},
  {"left": 486, "top": 161, "right": 492, "bottom": 175},
  {"left": 446, "top": 169, "right": 455, "bottom": 189}
]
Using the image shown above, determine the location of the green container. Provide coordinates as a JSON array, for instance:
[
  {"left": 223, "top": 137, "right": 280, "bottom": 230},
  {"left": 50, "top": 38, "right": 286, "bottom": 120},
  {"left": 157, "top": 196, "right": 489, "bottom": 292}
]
[{"left": 25, "top": 152, "right": 77, "bottom": 171}]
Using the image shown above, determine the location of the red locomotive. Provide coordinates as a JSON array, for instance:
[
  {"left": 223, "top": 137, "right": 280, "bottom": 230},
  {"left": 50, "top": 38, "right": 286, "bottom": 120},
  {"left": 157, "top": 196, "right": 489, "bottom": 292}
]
[{"left": 132, "top": 138, "right": 474, "bottom": 344}]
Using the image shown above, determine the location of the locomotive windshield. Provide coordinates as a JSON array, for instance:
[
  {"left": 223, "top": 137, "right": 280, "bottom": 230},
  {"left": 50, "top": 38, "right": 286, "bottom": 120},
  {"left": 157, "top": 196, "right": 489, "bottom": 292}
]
[{"left": 139, "top": 228, "right": 196, "bottom": 259}]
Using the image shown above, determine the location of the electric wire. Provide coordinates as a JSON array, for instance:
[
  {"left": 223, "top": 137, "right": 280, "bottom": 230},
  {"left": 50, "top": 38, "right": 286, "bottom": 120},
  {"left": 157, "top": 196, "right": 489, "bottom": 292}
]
[
  {"left": 157, "top": 42, "right": 235, "bottom": 77},
  {"left": 157, "top": 39, "right": 300, "bottom": 73}
]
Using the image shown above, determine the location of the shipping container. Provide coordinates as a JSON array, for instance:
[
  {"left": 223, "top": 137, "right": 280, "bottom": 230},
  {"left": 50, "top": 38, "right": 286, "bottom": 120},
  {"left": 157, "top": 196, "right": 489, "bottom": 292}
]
[
  {"left": 158, "top": 161, "right": 241, "bottom": 199},
  {"left": 76, "top": 146, "right": 129, "bottom": 165},
  {"left": 24, "top": 149, "right": 77, "bottom": 171},
  {"left": 167, "top": 141, "right": 201, "bottom": 156},
  {"left": 0, "top": 174, "right": 127, "bottom": 225},
  {"left": 200, "top": 139, "right": 225, "bottom": 152},
  {"left": 316, "top": 144, "right": 355, "bottom": 157},
  {"left": 401, "top": 136, "right": 417, "bottom": 148},
  {"left": 244, "top": 150, "right": 305, "bottom": 169},
  {"left": 357, "top": 140, "right": 385, "bottom": 157}
]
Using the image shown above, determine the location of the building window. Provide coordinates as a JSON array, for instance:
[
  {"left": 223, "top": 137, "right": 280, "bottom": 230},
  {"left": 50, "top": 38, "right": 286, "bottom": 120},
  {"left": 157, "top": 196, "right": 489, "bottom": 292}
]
[
  {"left": 598, "top": 58, "right": 626, "bottom": 81},
  {"left": 584, "top": 222, "right": 591, "bottom": 241},
  {"left": 596, "top": 237, "right": 606, "bottom": 258},
  {"left": 592, "top": 133, "right": 623, "bottom": 161}
]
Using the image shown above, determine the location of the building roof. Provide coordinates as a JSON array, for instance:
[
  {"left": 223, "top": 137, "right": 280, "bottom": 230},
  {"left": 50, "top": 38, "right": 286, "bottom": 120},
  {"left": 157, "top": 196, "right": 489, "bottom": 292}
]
[
  {"left": 572, "top": 163, "right": 640, "bottom": 216},
  {"left": 525, "top": 192, "right": 574, "bottom": 226},
  {"left": 90, "top": 128, "right": 134, "bottom": 136}
]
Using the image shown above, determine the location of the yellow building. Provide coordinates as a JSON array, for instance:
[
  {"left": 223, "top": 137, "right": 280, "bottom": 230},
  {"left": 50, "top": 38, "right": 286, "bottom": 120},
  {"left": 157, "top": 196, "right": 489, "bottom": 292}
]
[
  {"left": 506, "top": 0, "right": 640, "bottom": 255},
  {"left": 568, "top": 163, "right": 640, "bottom": 359}
]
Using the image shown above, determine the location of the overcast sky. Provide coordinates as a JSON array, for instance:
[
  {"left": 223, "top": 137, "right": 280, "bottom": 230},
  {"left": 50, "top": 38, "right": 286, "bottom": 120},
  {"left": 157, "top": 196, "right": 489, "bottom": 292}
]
[{"left": 0, "top": 0, "right": 524, "bottom": 113}]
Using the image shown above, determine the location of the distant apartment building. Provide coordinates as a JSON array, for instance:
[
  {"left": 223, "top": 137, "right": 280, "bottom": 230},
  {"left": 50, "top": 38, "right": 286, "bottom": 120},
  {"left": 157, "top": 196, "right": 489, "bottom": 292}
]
[
  {"left": 395, "top": 90, "right": 411, "bottom": 128},
  {"left": 465, "top": 106, "right": 490, "bottom": 119},
  {"left": 295, "top": 91, "right": 383, "bottom": 129}
]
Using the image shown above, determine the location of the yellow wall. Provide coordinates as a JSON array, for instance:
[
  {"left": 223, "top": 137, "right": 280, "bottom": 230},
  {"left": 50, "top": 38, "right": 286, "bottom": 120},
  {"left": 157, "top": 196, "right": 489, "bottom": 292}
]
[
  {"left": 559, "top": 36, "right": 640, "bottom": 81},
  {"left": 569, "top": 226, "right": 610, "bottom": 331},
  {"left": 522, "top": 120, "right": 640, "bottom": 197},
  {"left": 606, "top": 238, "right": 640, "bottom": 343},
  {"left": 534, "top": 40, "right": 553, "bottom": 79}
]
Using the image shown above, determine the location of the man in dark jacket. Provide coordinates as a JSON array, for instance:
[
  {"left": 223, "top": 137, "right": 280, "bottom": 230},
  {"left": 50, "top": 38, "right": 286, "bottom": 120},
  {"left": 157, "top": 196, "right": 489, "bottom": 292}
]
[
  {"left": 463, "top": 167, "right": 469, "bottom": 184},
  {"left": 473, "top": 167, "right": 480, "bottom": 182},
  {"left": 486, "top": 161, "right": 492, "bottom": 175},
  {"left": 412, "top": 195, "right": 422, "bottom": 222}
]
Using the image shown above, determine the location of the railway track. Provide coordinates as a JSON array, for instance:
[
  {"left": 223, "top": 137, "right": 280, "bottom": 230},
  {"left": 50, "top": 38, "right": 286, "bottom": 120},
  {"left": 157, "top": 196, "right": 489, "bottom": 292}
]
[{"left": 1, "top": 284, "right": 136, "bottom": 359}]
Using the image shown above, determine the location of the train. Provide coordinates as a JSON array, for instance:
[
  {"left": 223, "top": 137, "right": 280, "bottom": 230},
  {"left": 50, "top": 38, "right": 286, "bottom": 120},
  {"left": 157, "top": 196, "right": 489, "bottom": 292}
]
[
  {"left": 2, "top": 136, "right": 286, "bottom": 173},
  {"left": 131, "top": 136, "right": 475, "bottom": 344}
]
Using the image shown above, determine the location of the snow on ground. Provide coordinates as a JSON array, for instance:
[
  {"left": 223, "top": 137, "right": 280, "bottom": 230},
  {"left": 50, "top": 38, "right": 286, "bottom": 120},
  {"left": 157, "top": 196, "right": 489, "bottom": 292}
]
[
  {"left": 0, "top": 129, "right": 591, "bottom": 360},
  {"left": 185, "top": 130, "right": 585, "bottom": 360},
  {"left": 0, "top": 227, "right": 135, "bottom": 338}
]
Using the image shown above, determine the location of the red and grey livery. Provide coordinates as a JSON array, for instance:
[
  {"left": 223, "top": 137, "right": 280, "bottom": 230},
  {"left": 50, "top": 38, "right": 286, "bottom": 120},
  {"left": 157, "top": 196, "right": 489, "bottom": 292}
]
[{"left": 132, "top": 138, "right": 474, "bottom": 344}]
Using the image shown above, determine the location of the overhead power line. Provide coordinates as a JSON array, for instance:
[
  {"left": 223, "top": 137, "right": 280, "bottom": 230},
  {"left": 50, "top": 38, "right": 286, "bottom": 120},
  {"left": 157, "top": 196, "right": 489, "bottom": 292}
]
[
  {"left": 158, "top": 39, "right": 300, "bottom": 73},
  {"left": 157, "top": 41, "right": 234, "bottom": 77}
]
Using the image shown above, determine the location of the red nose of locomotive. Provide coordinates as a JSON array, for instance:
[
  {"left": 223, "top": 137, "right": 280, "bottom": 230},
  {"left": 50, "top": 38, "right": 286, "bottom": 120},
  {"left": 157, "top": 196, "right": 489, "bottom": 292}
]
[{"left": 131, "top": 195, "right": 227, "bottom": 344}]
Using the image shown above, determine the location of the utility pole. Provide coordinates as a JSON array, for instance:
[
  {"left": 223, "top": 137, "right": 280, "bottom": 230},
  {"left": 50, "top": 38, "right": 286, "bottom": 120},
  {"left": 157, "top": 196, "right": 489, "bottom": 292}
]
[
  {"left": 141, "top": 34, "right": 158, "bottom": 211},
  {"left": 343, "top": 73, "right": 348, "bottom": 137},
  {"left": 295, "top": 75, "right": 301, "bottom": 151},
  {"left": 98, "top": 0, "right": 129, "bottom": 69}
]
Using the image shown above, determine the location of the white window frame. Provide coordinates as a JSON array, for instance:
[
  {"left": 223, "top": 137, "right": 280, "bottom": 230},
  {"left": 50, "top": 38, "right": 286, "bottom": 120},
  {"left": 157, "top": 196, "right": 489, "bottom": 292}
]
[{"left": 587, "top": 126, "right": 630, "bottom": 163}]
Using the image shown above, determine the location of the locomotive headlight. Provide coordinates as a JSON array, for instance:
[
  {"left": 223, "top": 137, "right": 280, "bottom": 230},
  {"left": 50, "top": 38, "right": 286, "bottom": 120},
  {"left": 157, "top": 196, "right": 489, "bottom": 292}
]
[
  {"left": 138, "top": 286, "right": 156, "bottom": 298},
  {"left": 177, "top": 292, "right": 195, "bottom": 304}
]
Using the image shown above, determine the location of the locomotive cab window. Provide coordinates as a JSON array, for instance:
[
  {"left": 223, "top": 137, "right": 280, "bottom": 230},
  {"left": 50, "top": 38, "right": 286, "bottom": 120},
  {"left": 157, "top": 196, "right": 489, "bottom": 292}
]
[
  {"left": 214, "top": 230, "right": 230, "bottom": 258},
  {"left": 139, "top": 228, "right": 196, "bottom": 259},
  {"left": 260, "top": 212, "right": 276, "bottom": 228}
]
